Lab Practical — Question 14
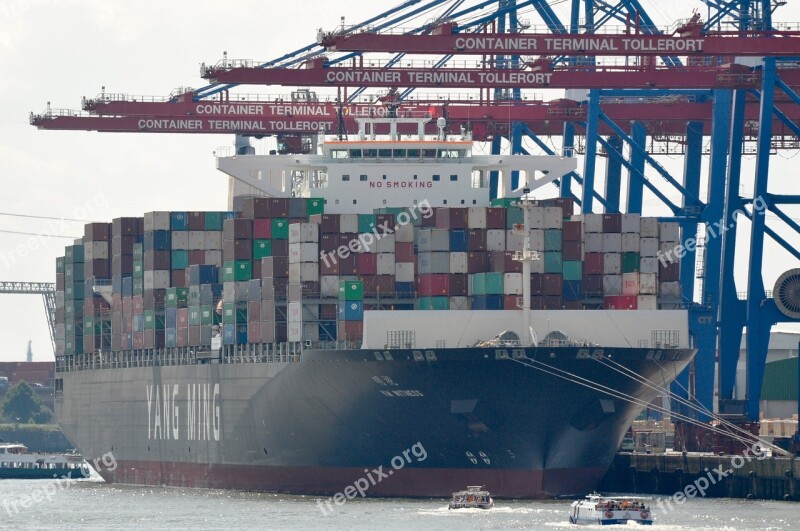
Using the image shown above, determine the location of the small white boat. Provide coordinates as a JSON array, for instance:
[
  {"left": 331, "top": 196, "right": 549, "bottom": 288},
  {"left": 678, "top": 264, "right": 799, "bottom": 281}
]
[
  {"left": 448, "top": 485, "right": 494, "bottom": 509},
  {"left": 569, "top": 493, "right": 653, "bottom": 525}
]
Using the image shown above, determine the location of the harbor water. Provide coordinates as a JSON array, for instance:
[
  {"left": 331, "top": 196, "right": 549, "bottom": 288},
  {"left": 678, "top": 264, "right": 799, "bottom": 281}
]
[{"left": 0, "top": 476, "right": 796, "bottom": 530}]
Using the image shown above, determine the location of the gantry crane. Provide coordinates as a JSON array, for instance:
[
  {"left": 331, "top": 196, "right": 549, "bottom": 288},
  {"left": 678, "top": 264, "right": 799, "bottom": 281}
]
[
  {"left": 29, "top": 0, "right": 800, "bottom": 421},
  {"left": 0, "top": 282, "right": 57, "bottom": 354}
]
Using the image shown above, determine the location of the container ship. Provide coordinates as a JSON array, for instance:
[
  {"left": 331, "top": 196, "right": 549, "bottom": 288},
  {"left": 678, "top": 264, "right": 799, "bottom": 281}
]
[{"left": 53, "top": 114, "right": 694, "bottom": 498}]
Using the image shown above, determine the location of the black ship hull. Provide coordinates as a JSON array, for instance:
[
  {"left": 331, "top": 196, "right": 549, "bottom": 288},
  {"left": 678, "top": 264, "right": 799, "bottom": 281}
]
[{"left": 55, "top": 345, "right": 693, "bottom": 498}]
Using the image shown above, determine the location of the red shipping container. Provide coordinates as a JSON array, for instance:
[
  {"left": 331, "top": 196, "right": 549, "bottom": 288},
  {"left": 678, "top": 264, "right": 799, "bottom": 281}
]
[
  {"left": 467, "top": 251, "right": 489, "bottom": 273},
  {"left": 133, "top": 331, "right": 145, "bottom": 349},
  {"left": 543, "top": 296, "right": 563, "bottom": 310},
  {"left": 319, "top": 214, "right": 340, "bottom": 234},
  {"left": 112, "top": 217, "right": 140, "bottom": 237},
  {"left": 562, "top": 220, "right": 582, "bottom": 241},
  {"left": 530, "top": 296, "right": 544, "bottom": 310},
  {"left": 247, "top": 322, "right": 262, "bottom": 343},
  {"left": 504, "top": 295, "right": 521, "bottom": 310},
  {"left": 222, "top": 218, "right": 252, "bottom": 241},
  {"left": 562, "top": 300, "right": 582, "bottom": 310},
  {"left": 420, "top": 210, "right": 437, "bottom": 227},
  {"left": 489, "top": 251, "right": 506, "bottom": 273},
  {"left": 320, "top": 234, "right": 339, "bottom": 253},
  {"left": 171, "top": 270, "right": 188, "bottom": 288},
  {"left": 271, "top": 239, "right": 289, "bottom": 257},
  {"left": 133, "top": 296, "right": 144, "bottom": 313},
  {"left": 253, "top": 218, "right": 272, "bottom": 239},
  {"left": 177, "top": 308, "right": 189, "bottom": 328},
  {"left": 84, "top": 222, "right": 111, "bottom": 242},
  {"left": 320, "top": 304, "right": 337, "bottom": 320},
  {"left": 262, "top": 257, "right": 289, "bottom": 278},
  {"left": 188, "top": 250, "right": 205, "bottom": 265},
  {"left": 361, "top": 275, "right": 378, "bottom": 296},
  {"left": 376, "top": 275, "right": 396, "bottom": 294},
  {"left": 602, "top": 213, "right": 622, "bottom": 233},
  {"left": 269, "top": 198, "right": 290, "bottom": 218},
  {"left": 417, "top": 274, "right": 449, "bottom": 296},
  {"left": 251, "top": 260, "right": 262, "bottom": 280},
  {"left": 542, "top": 274, "right": 563, "bottom": 296},
  {"left": 375, "top": 214, "right": 395, "bottom": 234},
  {"left": 584, "top": 253, "right": 604, "bottom": 275},
  {"left": 241, "top": 197, "right": 271, "bottom": 219},
  {"left": 338, "top": 320, "right": 363, "bottom": 341},
  {"left": 357, "top": 253, "right": 378, "bottom": 275},
  {"left": 338, "top": 255, "right": 358, "bottom": 275},
  {"left": 176, "top": 327, "right": 188, "bottom": 347},
  {"left": 467, "top": 229, "right": 487, "bottom": 251},
  {"left": 604, "top": 295, "right": 638, "bottom": 310},
  {"left": 486, "top": 208, "right": 506, "bottom": 229},
  {"left": 188, "top": 326, "right": 201, "bottom": 346},
  {"left": 320, "top": 256, "right": 339, "bottom": 275},
  {"left": 123, "top": 297, "right": 133, "bottom": 314},
  {"left": 563, "top": 241, "right": 582, "bottom": 261},
  {"left": 187, "top": 211, "right": 205, "bottom": 230},
  {"left": 449, "top": 274, "right": 468, "bottom": 296},
  {"left": 659, "top": 261, "right": 680, "bottom": 282},
  {"left": 248, "top": 301, "right": 261, "bottom": 321},
  {"left": 531, "top": 274, "right": 544, "bottom": 296},
  {"left": 583, "top": 274, "right": 604, "bottom": 296},
  {"left": 395, "top": 242, "right": 415, "bottom": 263}
]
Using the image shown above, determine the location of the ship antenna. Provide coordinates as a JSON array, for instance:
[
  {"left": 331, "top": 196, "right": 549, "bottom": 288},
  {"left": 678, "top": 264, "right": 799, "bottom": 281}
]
[{"left": 513, "top": 187, "right": 540, "bottom": 347}]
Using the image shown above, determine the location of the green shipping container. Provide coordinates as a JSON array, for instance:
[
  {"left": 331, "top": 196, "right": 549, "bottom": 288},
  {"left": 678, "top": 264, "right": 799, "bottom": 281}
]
[
  {"left": 417, "top": 296, "right": 449, "bottom": 310},
  {"left": 272, "top": 218, "right": 289, "bottom": 240},
  {"left": 544, "top": 229, "right": 563, "bottom": 251},
  {"left": 544, "top": 252, "right": 562, "bottom": 274},
  {"left": 65, "top": 244, "right": 84, "bottom": 263},
  {"left": 358, "top": 214, "right": 376, "bottom": 234},
  {"left": 490, "top": 197, "right": 519, "bottom": 208},
  {"left": 166, "top": 287, "right": 189, "bottom": 308},
  {"left": 563, "top": 260, "right": 583, "bottom": 281},
  {"left": 204, "top": 211, "right": 223, "bottom": 231},
  {"left": 222, "top": 303, "right": 235, "bottom": 323},
  {"left": 338, "top": 280, "right": 364, "bottom": 300},
  {"left": 56, "top": 257, "right": 65, "bottom": 273},
  {"left": 133, "top": 277, "right": 144, "bottom": 295},
  {"left": 171, "top": 250, "right": 189, "bottom": 270},
  {"left": 253, "top": 239, "right": 272, "bottom": 260},
  {"left": 188, "top": 306, "right": 202, "bottom": 326},
  {"left": 133, "top": 244, "right": 143, "bottom": 260},
  {"left": 470, "top": 273, "right": 486, "bottom": 296},
  {"left": 622, "top": 252, "right": 640, "bottom": 273},
  {"left": 223, "top": 260, "right": 252, "bottom": 282},
  {"left": 65, "top": 266, "right": 84, "bottom": 283},
  {"left": 236, "top": 308, "right": 248, "bottom": 324},
  {"left": 505, "top": 207, "right": 523, "bottom": 228},
  {"left": 144, "top": 310, "right": 155, "bottom": 330},
  {"left": 485, "top": 272, "right": 504, "bottom": 295},
  {"left": 133, "top": 261, "right": 144, "bottom": 279},
  {"left": 201, "top": 305, "right": 220, "bottom": 325},
  {"left": 307, "top": 198, "right": 325, "bottom": 216}
]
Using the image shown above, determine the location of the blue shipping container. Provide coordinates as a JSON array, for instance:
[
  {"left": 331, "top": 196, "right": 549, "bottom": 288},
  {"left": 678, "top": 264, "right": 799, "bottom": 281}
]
[
  {"left": 132, "top": 314, "right": 144, "bottom": 333},
  {"left": 165, "top": 328, "right": 177, "bottom": 348},
  {"left": 319, "top": 322, "right": 337, "bottom": 341},
  {"left": 121, "top": 277, "right": 133, "bottom": 297},
  {"left": 236, "top": 324, "right": 248, "bottom": 344},
  {"left": 563, "top": 280, "right": 583, "bottom": 301},
  {"left": 470, "top": 295, "right": 504, "bottom": 310},
  {"left": 449, "top": 229, "right": 467, "bottom": 252},
  {"left": 223, "top": 323, "right": 236, "bottom": 345},
  {"left": 165, "top": 308, "right": 177, "bottom": 328},
  {"left": 338, "top": 301, "right": 364, "bottom": 321},
  {"left": 170, "top": 212, "right": 189, "bottom": 231},
  {"left": 396, "top": 282, "right": 415, "bottom": 299},
  {"left": 199, "top": 283, "right": 223, "bottom": 305},
  {"left": 189, "top": 264, "right": 218, "bottom": 285},
  {"left": 144, "top": 230, "right": 171, "bottom": 251}
]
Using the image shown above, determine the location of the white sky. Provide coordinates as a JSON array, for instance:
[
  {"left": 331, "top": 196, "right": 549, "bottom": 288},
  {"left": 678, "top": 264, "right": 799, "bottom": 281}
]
[{"left": 0, "top": 1, "right": 798, "bottom": 362}]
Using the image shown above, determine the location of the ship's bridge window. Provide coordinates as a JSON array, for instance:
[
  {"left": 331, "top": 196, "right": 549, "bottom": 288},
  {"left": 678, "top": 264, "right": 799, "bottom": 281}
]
[
  {"left": 407, "top": 148, "right": 420, "bottom": 158},
  {"left": 438, "top": 149, "right": 460, "bottom": 159},
  {"left": 331, "top": 149, "right": 348, "bottom": 159},
  {"left": 393, "top": 149, "right": 406, "bottom": 159},
  {"left": 422, "top": 149, "right": 437, "bottom": 158},
  {"left": 364, "top": 149, "right": 378, "bottom": 158},
  {"left": 379, "top": 148, "right": 392, "bottom": 158},
  {"left": 349, "top": 149, "right": 362, "bottom": 159}
]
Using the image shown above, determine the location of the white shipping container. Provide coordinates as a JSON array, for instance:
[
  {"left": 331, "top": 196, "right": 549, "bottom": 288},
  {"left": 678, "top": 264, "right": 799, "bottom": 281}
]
[
  {"left": 394, "top": 222, "right": 414, "bottom": 242},
  {"left": 417, "top": 229, "right": 433, "bottom": 252},
  {"left": 85, "top": 241, "right": 108, "bottom": 261},
  {"left": 55, "top": 292, "right": 64, "bottom": 308},
  {"left": 486, "top": 229, "right": 505, "bottom": 251},
  {"left": 584, "top": 213, "right": 604, "bottom": 233},
  {"left": 604, "top": 253, "right": 622, "bottom": 275},
  {"left": 528, "top": 207, "right": 545, "bottom": 229},
  {"left": 377, "top": 253, "right": 396, "bottom": 275},
  {"left": 188, "top": 231, "right": 205, "bottom": 250},
  {"left": 640, "top": 257, "right": 659, "bottom": 274},
  {"left": 621, "top": 213, "right": 641, "bottom": 233},
  {"left": 289, "top": 222, "right": 320, "bottom": 243},
  {"left": 622, "top": 272, "right": 639, "bottom": 296},
  {"left": 340, "top": 214, "right": 358, "bottom": 234},
  {"left": 376, "top": 233, "right": 396, "bottom": 253},
  {"left": 418, "top": 252, "right": 449, "bottom": 274},
  {"left": 300, "top": 262, "right": 319, "bottom": 282},
  {"left": 660, "top": 222, "right": 680, "bottom": 242},
  {"left": 288, "top": 322, "right": 302, "bottom": 342},
  {"left": 222, "top": 281, "right": 235, "bottom": 301},
  {"left": 468, "top": 207, "right": 487, "bottom": 229},
  {"left": 528, "top": 229, "right": 545, "bottom": 252},
  {"left": 431, "top": 229, "right": 450, "bottom": 251},
  {"left": 659, "top": 281, "right": 681, "bottom": 299},
  {"left": 302, "top": 323, "right": 320, "bottom": 341},
  {"left": 449, "top": 296, "right": 470, "bottom": 310},
  {"left": 144, "top": 270, "right": 170, "bottom": 290},
  {"left": 639, "top": 273, "right": 658, "bottom": 294},
  {"left": 321, "top": 275, "right": 339, "bottom": 298},
  {"left": 531, "top": 256, "right": 545, "bottom": 274},
  {"left": 303, "top": 304, "right": 320, "bottom": 321},
  {"left": 622, "top": 233, "right": 640, "bottom": 253},
  {"left": 640, "top": 217, "right": 659, "bottom": 237},
  {"left": 144, "top": 211, "right": 170, "bottom": 232},
  {"left": 289, "top": 262, "right": 301, "bottom": 283},
  {"left": 637, "top": 295, "right": 658, "bottom": 310},
  {"left": 449, "top": 252, "right": 468, "bottom": 274},
  {"left": 503, "top": 273, "right": 523, "bottom": 295},
  {"left": 660, "top": 241, "right": 680, "bottom": 256},
  {"left": 204, "top": 231, "right": 222, "bottom": 250},
  {"left": 543, "top": 207, "right": 563, "bottom": 229},
  {"left": 205, "top": 250, "right": 222, "bottom": 268},
  {"left": 640, "top": 237, "right": 659, "bottom": 257},
  {"left": 603, "top": 274, "right": 622, "bottom": 295},
  {"left": 395, "top": 262, "right": 415, "bottom": 282},
  {"left": 505, "top": 230, "right": 524, "bottom": 251},
  {"left": 603, "top": 233, "right": 622, "bottom": 253},
  {"left": 235, "top": 281, "right": 250, "bottom": 301},
  {"left": 585, "top": 233, "right": 603, "bottom": 253},
  {"left": 171, "top": 231, "right": 189, "bottom": 251}
]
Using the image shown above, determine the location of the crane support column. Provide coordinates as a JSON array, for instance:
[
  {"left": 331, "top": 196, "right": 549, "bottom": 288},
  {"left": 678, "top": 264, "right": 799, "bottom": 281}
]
[
  {"left": 604, "top": 135, "right": 623, "bottom": 213},
  {"left": 626, "top": 122, "right": 646, "bottom": 214},
  {"left": 581, "top": 90, "right": 600, "bottom": 213}
]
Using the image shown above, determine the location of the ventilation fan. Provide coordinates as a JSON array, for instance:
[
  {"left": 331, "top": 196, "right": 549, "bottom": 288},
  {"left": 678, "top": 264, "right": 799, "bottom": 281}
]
[{"left": 773, "top": 268, "right": 800, "bottom": 320}]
